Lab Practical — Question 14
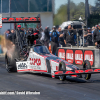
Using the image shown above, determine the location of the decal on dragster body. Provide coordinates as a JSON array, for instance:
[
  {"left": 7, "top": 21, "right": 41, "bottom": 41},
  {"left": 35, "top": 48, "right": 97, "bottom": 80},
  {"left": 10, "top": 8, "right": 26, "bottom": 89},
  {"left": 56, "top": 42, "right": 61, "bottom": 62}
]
[
  {"left": 16, "top": 62, "right": 29, "bottom": 72},
  {"left": 50, "top": 60, "right": 59, "bottom": 76},
  {"left": 27, "top": 52, "right": 47, "bottom": 72}
]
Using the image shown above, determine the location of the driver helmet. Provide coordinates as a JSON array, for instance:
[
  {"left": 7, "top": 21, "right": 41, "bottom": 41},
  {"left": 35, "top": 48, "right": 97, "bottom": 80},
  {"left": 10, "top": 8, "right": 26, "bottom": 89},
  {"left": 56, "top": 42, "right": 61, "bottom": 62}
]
[{"left": 17, "top": 25, "right": 21, "bottom": 28}]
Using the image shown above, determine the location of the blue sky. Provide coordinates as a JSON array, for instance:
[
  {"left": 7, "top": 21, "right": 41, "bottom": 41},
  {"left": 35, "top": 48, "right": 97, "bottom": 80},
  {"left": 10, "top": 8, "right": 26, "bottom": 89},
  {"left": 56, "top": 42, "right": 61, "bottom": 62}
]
[{"left": 55, "top": 0, "right": 95, "bottom": 13}]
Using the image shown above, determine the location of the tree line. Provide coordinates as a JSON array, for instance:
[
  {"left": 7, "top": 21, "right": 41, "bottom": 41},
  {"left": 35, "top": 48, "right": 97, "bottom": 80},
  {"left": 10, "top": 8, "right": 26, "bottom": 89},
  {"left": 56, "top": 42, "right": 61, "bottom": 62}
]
[{"left": 54, "top": 0, "right": 100, "bottom": 27}]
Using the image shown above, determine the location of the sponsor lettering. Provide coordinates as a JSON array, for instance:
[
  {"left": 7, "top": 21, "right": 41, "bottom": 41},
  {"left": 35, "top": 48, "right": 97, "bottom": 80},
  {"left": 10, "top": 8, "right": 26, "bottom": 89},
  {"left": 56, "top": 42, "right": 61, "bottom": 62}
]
[
  {"left": 18, "top": 63, "right": 27, "bottom": 69},
  {"left": 75, "top": 54, "right": 83, "bottom": 60},
  {"left": 2, "top": 17, "right": 39, "bottom": 22},
  {"left": 29, "top": 17, "right": 37, "bottom": 21},
  {"left": 30, "top": 58, "right": 41, "bottom": 66},
  {"left": 16, "top": 18, "right": 23, "bottom": 21},
  {"left": 84, "top": 51, "right": 94, "bottom": 66},
  {"left": 56, "top": 66, "right": 59, "bottom": 71},
  {"left": 58, "top": 49, "right": 65, "bottom": 60},
  {"left": 85, "top": 55, "right": 93, "bottom": 61},
  {"left": 2, "top": 18, "right": 7, "bottom": 20},
  {"left": 9, "top": 18, "right": 14, "bottom": 21},
  {"left": 75, "top": 50, "right": 83, "bottom": 65},
  {"left": 67, "top": 53, "right": 73, "bottom": 60},
  {"left": 66, "top": 50, "right": 74, "bottom": 64},
  {"left": 59, "top": 53, "right": 65, "bottom": 59}
]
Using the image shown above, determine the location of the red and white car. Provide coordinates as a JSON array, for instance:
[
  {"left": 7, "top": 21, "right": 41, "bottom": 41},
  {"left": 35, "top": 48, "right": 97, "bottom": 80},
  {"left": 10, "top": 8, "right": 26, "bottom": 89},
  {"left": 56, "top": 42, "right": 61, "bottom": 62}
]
[{"left": 5, "top": 44, "right": 100, "bottom": 81}]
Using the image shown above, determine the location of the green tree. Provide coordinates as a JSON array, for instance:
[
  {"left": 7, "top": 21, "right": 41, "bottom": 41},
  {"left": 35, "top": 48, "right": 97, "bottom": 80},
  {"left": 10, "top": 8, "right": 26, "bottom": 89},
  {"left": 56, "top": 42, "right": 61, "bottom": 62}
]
[
  {"left": 88, "top": 14, "right": 100, "bottom": 27},
  {"left": 54, "top": 1, "right": 85, "bottom": 26},
  {"left": 95, "top": 0, "right": 100, "bottom": 13},
  {"left": 54, "top": 4, "right": 67, "bottom": 25},
  {"left": 74, "top": 2, "right": 85, "bottom": 19},
  {"left": 87, "top": 0, "right": 100, "bottom": 27}
]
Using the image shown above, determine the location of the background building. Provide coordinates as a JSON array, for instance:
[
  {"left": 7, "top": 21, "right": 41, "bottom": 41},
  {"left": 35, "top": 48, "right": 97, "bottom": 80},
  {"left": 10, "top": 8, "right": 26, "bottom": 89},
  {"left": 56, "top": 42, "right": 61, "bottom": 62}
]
[{"left": 0, "top": 0, "right": 55, "bottom": 34}]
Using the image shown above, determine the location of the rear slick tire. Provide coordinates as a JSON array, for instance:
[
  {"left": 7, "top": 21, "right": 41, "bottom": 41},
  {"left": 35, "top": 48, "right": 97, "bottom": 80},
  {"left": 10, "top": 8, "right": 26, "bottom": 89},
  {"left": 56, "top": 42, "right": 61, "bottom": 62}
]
[
  {"left": 5, "top": 54, "right": 17, "bottom": 73},
  {"left": 5, "top": 57, "right": 12, "bottom": 73},
  {"left": 83, "top": 60, "right": 91, "bottom": 80}
]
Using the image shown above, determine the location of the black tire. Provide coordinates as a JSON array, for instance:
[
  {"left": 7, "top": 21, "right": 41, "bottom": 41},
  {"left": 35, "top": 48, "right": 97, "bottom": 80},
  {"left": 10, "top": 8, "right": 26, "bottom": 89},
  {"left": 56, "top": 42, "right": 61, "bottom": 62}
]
[
  {"left": 5, "top": 56, "right": 12, "bottom": 73},
  {"left": 83, "top": 60, "right": 91, "bottom": 80},
  {"left": 59, "top": 61, "right": 66, "bottom": 81},
  {"left": 5, "top": 54, "right": 17, "bottom": 73}
]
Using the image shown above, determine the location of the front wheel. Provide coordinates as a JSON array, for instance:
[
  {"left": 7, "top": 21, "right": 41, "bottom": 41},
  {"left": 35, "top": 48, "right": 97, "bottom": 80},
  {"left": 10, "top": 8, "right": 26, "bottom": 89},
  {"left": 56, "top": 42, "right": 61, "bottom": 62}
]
[
  {"left": 83, "top": 60, "right": 91, "bottom": 80},
  {"left": 59, "top": 61, "right": 66, "bottom": 81}
]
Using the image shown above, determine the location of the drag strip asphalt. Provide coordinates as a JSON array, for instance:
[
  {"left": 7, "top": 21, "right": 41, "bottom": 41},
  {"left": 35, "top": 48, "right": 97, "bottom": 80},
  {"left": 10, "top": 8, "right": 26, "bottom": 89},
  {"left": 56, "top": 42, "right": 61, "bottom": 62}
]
[{"left": 0, "top": 56, "right": 100, "bottom": 100}]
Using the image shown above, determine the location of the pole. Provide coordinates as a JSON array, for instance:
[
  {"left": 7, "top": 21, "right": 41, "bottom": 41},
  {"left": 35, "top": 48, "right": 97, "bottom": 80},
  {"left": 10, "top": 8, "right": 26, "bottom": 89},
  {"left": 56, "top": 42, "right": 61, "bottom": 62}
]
[
  {"left": 85, "top": 0, "right": 89, "bottom": 27},
  {"left": 0, "top": 0, "right": 2, "bottom": 34},
  {"left": 83, "top": 27, "right": 84, "bottom": 46},
  {"left": 76, "top": 29, "right": 79, "bottom": 47},
  {"left": 67, "top": 0, "right": 70, "bottom": 21},
  {"left": 28, "top": 0, "right": 30, "bottom": 12},
  {"left": 47, "top": 0, "right": 49, "bottom": 12},
  {"left": 87, "top": 0, "right": 90, "bottom": 27},
  {"left": 9, "top": 0, "right": 11, "bottom": 29},
  {"left": 85, "top": 0, "right": 87, "bottom": 27},
  {"left": 1, "top": 0, "right": 2, "bottom": 13}
]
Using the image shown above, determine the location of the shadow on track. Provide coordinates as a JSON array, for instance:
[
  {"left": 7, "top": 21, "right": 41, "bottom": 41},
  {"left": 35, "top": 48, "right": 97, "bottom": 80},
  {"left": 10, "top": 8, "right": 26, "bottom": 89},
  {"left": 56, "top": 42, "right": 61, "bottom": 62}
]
[
  {"left": 2, "top": 65, "right": 100, "bottom": 84},
  {"left": 57, "top": 78, "right": 100, "bottom": 84},
  {"left": 21, "top": 72, "right": 94, "bottom": 84},
  {"left": 57, "top": 77, "right": 87, "bottom": 84},
  {"left": 26, "top": 72, "right": 100, "bottom": 84},
  {"left": 6, "top": 71, "right": 100, "bottom": 84}
]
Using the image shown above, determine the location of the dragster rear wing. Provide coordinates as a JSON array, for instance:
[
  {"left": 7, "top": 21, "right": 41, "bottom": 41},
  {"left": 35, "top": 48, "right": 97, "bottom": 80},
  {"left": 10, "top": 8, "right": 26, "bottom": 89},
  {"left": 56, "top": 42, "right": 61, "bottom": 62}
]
[
  {"left": 54, "top": 69, "right": 100, "bottom": 76},
  {"left": 2, "top": 17, "right": 41, "bottom": 29},
  {"left": 2, "top": 17, "right": 40, "bottom": 23}
]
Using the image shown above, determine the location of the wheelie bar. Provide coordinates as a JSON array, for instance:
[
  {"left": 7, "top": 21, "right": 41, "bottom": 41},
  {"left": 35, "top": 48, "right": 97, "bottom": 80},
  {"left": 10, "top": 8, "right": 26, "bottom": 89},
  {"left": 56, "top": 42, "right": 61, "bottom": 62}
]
[{"left": 54, "top": 69, "right": 100, "bottom": 76}]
